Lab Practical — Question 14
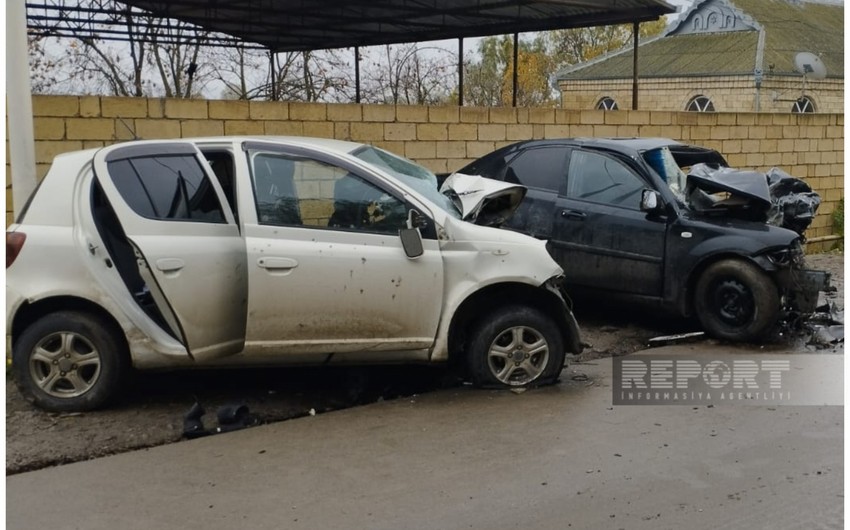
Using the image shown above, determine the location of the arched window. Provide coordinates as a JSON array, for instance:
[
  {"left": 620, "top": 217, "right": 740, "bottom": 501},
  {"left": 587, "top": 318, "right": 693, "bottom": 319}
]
[
  {"left": 686, "top": 95, "right": 715, "bottom": 112},
  {"left": 596, "top": 97, "right": 619, "bottom": 110},
  {"left": 792, "top": 96, "right": 815, "bottom": 113}
]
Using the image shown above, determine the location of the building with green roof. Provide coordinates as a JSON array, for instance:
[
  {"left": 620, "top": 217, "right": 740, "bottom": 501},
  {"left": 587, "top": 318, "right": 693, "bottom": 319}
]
[{"left": 556, "top": 0, "right": 843, "bottom": 113}]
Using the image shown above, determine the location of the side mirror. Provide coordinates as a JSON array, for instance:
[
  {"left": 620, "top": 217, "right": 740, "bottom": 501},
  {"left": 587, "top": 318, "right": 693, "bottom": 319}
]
[
  {"left": 640, "top": 189, "right": 662, "bottom": 213},
  {"left": 399, "top": 210, "right": 425, "bottom": 259}
]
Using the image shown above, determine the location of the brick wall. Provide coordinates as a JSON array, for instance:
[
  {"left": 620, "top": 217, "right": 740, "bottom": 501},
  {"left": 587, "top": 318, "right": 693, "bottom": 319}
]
[{"left": 7, "top": 95, "right": 844, "bottom": 251}]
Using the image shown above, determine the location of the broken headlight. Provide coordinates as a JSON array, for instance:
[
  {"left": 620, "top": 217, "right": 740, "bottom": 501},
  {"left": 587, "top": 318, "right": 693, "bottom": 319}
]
[{"left": 765, "top": 239, "right": 805, "bottom": 268}]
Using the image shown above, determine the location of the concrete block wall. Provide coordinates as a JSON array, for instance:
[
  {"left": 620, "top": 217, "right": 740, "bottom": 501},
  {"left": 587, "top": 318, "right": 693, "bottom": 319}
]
[{"left": 7, "top": 95, "right": 844, "bottom": 251}]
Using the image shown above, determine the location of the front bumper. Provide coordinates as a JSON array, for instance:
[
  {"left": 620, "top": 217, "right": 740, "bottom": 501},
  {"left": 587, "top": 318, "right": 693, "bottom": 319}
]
[
  {"left": 542, "top": 275, "right": 584, "bottom": 354},
  {"left": 782, "top": 269, "right": 832, "bottom": 313}
]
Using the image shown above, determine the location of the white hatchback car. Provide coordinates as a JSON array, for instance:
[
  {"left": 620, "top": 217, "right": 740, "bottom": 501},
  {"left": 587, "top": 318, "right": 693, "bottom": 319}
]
[{"left": 7, "top": 137, "right": 582, "bottom": 411}]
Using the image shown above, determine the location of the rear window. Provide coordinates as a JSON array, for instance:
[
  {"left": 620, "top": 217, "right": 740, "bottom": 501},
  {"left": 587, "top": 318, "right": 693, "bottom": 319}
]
[
  {"left": 107, "top": 154, "right": 226, "bottom": 223},
  {"left": 504, "top": 147, "right": 569, "bottom": 191}
]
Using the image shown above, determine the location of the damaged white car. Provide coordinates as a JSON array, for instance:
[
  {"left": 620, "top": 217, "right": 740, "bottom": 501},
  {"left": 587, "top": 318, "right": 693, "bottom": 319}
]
[{"left": 6, "top": 137, "right": 582, "bottom": 411}]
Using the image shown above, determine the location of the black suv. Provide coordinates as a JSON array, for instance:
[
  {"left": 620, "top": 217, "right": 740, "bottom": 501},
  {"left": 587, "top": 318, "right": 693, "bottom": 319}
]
[{"left": 455, "top": 138, "right": 827, "bottom": 341}]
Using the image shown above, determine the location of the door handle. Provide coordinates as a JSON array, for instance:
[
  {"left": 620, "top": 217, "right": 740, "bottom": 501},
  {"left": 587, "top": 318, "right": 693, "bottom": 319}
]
[
  {"left": 257, "top": 257, "right": 299, "bottom": 270},
  {"left": 155, "top": 258, "right": 185, "bottom": 272},
  {"left": 560, "top": 209, "right": 586, "bottom": 220}
]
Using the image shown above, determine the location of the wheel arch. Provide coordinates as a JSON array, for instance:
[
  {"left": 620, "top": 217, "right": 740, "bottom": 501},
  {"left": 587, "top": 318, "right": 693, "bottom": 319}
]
[
  {"left": 447, "top": 282, "right": 579, "bottom": 364},
  {"left": 681, "top": 253, "right": 777, "bottom": 317},
  {"left": 11, "top": 296, "right": 129, "bottom": 356}
]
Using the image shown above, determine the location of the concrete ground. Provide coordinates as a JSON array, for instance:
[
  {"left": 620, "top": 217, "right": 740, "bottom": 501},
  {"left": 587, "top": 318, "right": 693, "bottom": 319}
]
[{"left": 7, "top": 344, "right": 843, "bottom": 530}]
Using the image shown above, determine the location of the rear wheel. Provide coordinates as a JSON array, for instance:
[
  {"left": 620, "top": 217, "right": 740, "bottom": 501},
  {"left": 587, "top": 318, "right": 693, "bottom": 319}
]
[
  {"left": 12, "top": 311, "right": 129, "bottom": 412},
  {"left": 468, "top": 306, "right": 565, "bottom": 388},
  {"left": 694, "top": 260, "right": 780, "bottom": 341}
]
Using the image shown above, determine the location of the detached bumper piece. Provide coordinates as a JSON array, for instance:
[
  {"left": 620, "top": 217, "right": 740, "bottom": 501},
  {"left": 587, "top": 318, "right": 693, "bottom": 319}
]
[{"left": 785, "top": 269, "right": 831, "bottom": 314}]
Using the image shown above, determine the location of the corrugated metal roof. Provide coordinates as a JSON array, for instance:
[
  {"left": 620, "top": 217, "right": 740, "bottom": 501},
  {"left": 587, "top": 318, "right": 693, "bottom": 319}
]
[
  {"left": 116, "top": 0, "right": 675, "bottom": 52},
  {"left": 561, "top": 31, "right": 759, "bottom": 79},
  {"left": 559, "top": 0, "right": 842, "bottom": 80},
  {"left": 733, "top": 0, "right": 843, "bottom": 77}
]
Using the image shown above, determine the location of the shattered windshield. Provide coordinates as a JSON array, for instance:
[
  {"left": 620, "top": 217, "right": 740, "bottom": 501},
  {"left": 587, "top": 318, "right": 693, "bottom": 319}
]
[
  {"left": 351, "top": 145, "right": 461, "bottom": 218},
  {"left": 643, "top": 147, "right": 688, "bottom": 202}
]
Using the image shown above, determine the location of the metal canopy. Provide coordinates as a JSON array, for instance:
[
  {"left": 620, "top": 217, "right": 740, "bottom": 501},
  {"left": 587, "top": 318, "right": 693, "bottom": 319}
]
[{"left": 114, "top": 0, "right": 675, "bottom": 52}]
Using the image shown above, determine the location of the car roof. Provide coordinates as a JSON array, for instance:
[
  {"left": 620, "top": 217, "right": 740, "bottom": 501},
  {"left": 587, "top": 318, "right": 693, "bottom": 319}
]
[
  {"left": 189, "top": 136, "right": 365, "bottom": 154},
  {"left": 511, "top": 137, "right": 684, "bottom": 154}
]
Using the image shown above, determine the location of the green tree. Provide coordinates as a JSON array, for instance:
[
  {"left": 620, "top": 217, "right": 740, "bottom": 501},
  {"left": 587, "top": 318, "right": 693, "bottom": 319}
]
[
  {"left": 462, "top": 19, "right": 667, "bottom": 107},
  {"left": 549, "top": 18, "right": 667, "bottom": 69},
  {"left": 463, "top": 34, "right": 556, "bottom": 107}
]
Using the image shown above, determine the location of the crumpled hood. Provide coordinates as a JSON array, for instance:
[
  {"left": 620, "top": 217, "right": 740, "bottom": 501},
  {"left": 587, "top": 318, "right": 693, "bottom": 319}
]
[
  {"left": 685, "top": 163, "right": 821, "bottom": 236},
  {"left": 687, "top": 165, "right": 771, "bottom": 207},
  {"left": 439, "top": 173, "right": 526, "bottom": 227}
]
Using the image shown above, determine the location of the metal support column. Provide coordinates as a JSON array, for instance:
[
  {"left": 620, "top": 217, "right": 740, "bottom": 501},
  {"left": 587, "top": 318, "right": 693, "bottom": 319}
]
[
  {"left": 355, "top": 46, "right": 361, "bottom": 103},
  {"left": 458, "top": 38, "right": 464, "bottom": 106},
  {"left": 269, "top": 50, "right": 277, "bottom": 101},
  {"left": 632, "top": 21, "right": 639, "bottom": 110},
  {"left": 512, "top": 32, "right": 519, "bottom": 107},
  {"left": 7, "top": 0, "right": 37, "bottom": 218}
]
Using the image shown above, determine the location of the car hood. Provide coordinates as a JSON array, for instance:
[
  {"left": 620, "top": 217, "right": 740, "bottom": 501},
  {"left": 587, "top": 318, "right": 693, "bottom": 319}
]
[
  {"left": 687, "top": 165, "right": 771, "bottom": 207},
  {"left": 439, "top": 173, "right": 526, "bottom": 227},
  {"left": 684, "top": 164, "right": 821, "bottom": 236}
]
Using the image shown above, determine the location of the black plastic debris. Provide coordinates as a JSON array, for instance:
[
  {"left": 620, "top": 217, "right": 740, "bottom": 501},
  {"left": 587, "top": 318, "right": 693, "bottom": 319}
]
[
  {"left": 182, "top": 401, "right": 259, "bottom": 439},
  {"left": 803, "top": 298, "right": 845, "bottom": 348},
  {"left": 183, "top": 402, "right": 207, "bottom": 439}
]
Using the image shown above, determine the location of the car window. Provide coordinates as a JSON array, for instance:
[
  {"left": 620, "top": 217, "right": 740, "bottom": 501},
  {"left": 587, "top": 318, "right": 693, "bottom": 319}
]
[
  {"left": 566, "top": 150, "right": 646, "bottom": 209},
  {"left": 202, "top": 150, "right": 238, "bottom": 222},
  {"left": 107, "top": 154, "right": 226, "bottom": 223},
  {"left": 351, "top": 145, "right": 461, "bottom": 218},
  {"left": 250, "top": 153, "right": 408, "bottom": 235},
  {"left": 505, "top": 147, "right": 568, "bottom": 191},
  {"left": 459, "top": 150, "right": 516, "bottom": 179}
]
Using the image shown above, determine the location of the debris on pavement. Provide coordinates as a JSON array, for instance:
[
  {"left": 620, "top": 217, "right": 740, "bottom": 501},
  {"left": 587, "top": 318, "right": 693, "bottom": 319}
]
[
  {"left": 182, "top": 401, "right": 259, "bottom": 439},
  {"left": 803, "top": 299, "right": 844, "bottom": 348},
  {"left": 647, "top": 331, "right": 706, "bottom": 348}
]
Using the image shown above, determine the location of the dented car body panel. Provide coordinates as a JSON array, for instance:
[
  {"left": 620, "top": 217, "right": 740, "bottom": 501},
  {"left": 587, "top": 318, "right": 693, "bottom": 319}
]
[
  {"left": 7, "top": 137, "right": 581, "bottom": 378},
  {"left": 439, "top": 173, "right": 527, "bottom": 227}
]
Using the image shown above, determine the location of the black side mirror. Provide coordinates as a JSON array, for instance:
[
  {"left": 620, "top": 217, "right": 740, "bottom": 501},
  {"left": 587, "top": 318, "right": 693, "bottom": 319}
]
[{"left": 399, "top": 210, "right": 425, "bottom": 259}]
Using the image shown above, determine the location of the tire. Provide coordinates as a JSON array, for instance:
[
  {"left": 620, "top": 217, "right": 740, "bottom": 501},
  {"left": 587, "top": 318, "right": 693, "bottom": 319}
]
[
  {"left": 12, "top": 311, "right": 129, "bottom": 412},
  {"left": 694, "top": 260, "right": 780, "bottom": 342},
  {"left": 468, "top": 305, "right": 566, "bottom": 388}
]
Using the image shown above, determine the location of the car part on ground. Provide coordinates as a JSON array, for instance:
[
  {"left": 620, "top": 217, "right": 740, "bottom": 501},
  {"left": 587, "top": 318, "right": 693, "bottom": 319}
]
[
  {"left": 183, "top": 401, "right": 259, "bottom": 439},
  {"left": 7, "top": 136, "right": 582, "bottom": 412}
]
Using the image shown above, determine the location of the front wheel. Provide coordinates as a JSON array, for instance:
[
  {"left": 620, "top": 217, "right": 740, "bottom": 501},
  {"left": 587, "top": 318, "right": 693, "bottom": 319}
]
[
  {"left": 468, "top": 306, "right": 566, "bottom": 388},
  {"left": 12, "top": 311, "right": 129, "bottom": 412},
  {"left": 694, "top": 260, "right": 780, "bottom": 341}
]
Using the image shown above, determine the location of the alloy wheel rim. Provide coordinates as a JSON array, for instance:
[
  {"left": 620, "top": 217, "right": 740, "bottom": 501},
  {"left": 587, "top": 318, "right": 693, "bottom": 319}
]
[
  {"left": 487, "top": 326, "right": 549, "bottom": 385},
  {"left": 29, "top": 331, "right": 102, "bottom": 398}
]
